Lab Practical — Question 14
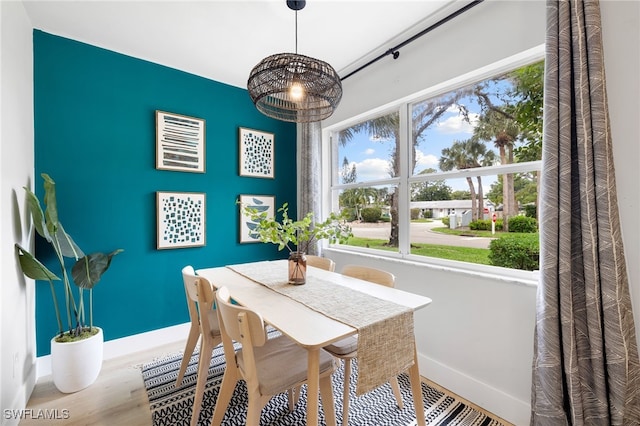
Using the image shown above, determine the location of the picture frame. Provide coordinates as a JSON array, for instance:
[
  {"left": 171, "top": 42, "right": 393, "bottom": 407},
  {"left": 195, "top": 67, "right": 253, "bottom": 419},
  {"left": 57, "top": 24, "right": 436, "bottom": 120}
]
[
  {"left": 156, "top": 110, "right": 206, "bottom": 173},
  {"left": 239, "top": 127, "right": 274, "bottom": 178},
  {"left": 156, "top": 191, "right": 206, "bottom": 249},
  {"left": 239, "top": 194, "right": 275, "bottom": 243}
]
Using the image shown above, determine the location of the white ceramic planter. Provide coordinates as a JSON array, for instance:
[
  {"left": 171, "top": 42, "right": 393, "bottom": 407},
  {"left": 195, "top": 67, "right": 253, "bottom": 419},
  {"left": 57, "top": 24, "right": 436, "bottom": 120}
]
[{"left": 51, "top": 327, "right": 104, "bottom": 393}]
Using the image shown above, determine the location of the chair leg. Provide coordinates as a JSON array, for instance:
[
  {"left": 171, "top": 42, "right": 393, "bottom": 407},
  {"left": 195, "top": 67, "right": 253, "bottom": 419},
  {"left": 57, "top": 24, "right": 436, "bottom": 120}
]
[
  {"left": 176, "top": 326, "right": 200, "bottom": 387},
  {"left": 190, "top": 339, "right": 216, "bottom": 426},
  {"left": 389, "top": 376, "right": 404, "bottom": 410},
  {"left": 287, "top": 388, "right": 295, "bottom": 411},
  {"left": 210, "top": 370, "right": 238, "bottom": 426},
  {"left": 342, "top": 359, "right": 352, "bottom": 426},
  {"left": 245, "top": 395, "right": 263, "bottom": 426},
  {"left": 320, "top": 375, "right": 337, "bottom": 426}
]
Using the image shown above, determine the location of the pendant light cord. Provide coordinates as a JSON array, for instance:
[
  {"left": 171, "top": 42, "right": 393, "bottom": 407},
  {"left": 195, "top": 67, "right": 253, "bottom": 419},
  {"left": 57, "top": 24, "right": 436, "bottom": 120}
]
[{"left": 294, "top": 9, "right": 298, "bottom": 54}]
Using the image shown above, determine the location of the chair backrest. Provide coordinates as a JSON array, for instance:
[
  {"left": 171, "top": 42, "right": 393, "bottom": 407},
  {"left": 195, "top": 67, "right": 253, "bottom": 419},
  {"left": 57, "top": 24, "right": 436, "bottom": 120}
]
[
  {"left": 341, "top": 264, "right": 395, "bottom": 288},
  {"left": 306, "top": 255, "right": 336, "bottom": 272},
  {"left": 215, "top": 287, "right": 268, "bottom": 347},
  {"left": 181, "top": 266, "right": 200, "bottom": 325},
  {"left": 181, "top": 265, "right": 217, "bottom": 332}
]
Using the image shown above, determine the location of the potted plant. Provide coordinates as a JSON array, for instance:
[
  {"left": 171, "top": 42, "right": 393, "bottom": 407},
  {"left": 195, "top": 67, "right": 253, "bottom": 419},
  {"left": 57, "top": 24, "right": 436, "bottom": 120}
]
[
  {"left": 241, "top": 201, "right": 352, "bottom": 284},
  {"left": 15, "top": 173, "right": 123, "bottom": 393}
]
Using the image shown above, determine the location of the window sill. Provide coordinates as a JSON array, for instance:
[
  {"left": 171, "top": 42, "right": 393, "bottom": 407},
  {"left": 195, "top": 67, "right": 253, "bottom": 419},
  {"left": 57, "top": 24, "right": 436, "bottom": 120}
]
[{"left": 324, "top": 245, "right": 539, "bottom": 288}]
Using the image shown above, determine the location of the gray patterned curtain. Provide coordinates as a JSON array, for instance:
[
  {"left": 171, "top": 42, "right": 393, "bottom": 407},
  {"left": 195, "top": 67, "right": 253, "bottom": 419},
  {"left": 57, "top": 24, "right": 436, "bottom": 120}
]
[
  {"left": 531, "top": 1, "right": 640, "bottom": 424},
  {"left": 298, "top": 121, "right": 322, "bottom": 255}
]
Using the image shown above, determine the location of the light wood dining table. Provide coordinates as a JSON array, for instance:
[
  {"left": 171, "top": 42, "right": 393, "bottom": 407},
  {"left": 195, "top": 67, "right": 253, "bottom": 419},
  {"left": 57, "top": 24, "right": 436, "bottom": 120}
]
[{"left": 197, "top": 261, "right": 432, "bottom": 426}]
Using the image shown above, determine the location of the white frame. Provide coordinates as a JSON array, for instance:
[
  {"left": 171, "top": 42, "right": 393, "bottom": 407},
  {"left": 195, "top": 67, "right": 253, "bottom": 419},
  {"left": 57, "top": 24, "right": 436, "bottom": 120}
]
[
  {"left": 156, "top": 191, "right": 206, "bottom": 249},
  {"left": 238, "top": 194, "right": 275, "bottom": 243},
  {"left": 239, "top": 127, "right": 274, "bottom": 178},
  {"left": 156, "top": 110, "right": 205, "bottom": 173},
  {"left": 324, "top": 48, "right": 544, "bottom": 279}
]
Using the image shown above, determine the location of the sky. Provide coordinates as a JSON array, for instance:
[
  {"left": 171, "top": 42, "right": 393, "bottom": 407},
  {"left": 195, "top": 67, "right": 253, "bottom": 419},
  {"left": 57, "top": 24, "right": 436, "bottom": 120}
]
[
  {"left": 335, "top": 77, "right": 515, "bottom": 194},
  {"left": 337, "top": 100, "right": 487, "bottom": 192}
]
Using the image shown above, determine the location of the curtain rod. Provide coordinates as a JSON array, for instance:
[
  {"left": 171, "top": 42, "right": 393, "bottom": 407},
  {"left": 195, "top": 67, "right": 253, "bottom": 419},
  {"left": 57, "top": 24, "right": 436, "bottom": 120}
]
[{"left": 340, "top": 0, "right": 484, "bottom": 81}]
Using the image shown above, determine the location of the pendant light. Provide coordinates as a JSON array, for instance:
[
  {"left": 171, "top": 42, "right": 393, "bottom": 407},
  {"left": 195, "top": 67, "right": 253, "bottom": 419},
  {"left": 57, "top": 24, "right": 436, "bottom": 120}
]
[{"left": 247, "top": 0, "right": 342, "bottom": 123}]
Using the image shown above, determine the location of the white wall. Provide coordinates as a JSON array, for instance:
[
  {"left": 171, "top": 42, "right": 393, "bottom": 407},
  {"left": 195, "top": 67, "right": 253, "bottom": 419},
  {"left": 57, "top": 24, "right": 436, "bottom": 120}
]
[
  {"left": 324, "top": 1, "right": 640, "bottom": 425},
  {"left": 0, "top": 2, "right": 36, "bottom": 425},
  {"left": 600, "top": 0, "right": 640, "bottom": 353}
]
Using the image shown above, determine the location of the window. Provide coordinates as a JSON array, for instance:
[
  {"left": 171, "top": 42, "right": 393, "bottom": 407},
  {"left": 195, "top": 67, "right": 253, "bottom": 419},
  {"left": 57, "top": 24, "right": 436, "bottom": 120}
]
[{"left": 329, "top": 59, "right": 543, "bottom": 272}]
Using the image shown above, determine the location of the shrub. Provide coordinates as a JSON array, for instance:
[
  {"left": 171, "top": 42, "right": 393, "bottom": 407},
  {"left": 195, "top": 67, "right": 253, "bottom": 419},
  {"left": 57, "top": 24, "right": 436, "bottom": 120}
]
[
  {"left": 361, "top": 207, "right": 382, "bottom": 223},
  {"left": 441, "top": 216, "right": 450, "bottom": 227},
  {"left": 410, "top": 208, "right": 421, "bottom": 220},
  {"left": 524, "top": 204, "right": 537, "bottom": 218},
  {"left": 341, "top": 207, "right": 357, "bottom": 222},
  {"left": 423, "top": 210, "right": 433, "bottom": 219},
  {"left": 489, "top": 233, "right": 539, "bottom": 271},
  {"left": 508, "top": 215, "right": 538, "bottom": 233},
  {"left": 470, "top": 219, "right": 503, "bottom": 231},
  {"left": 470, "top": 219, "right": 490, "bottom": 230}
]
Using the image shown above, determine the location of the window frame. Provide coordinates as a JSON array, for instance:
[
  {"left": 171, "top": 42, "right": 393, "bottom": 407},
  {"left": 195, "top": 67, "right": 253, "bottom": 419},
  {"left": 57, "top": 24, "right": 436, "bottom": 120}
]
[{"left": 321, "top": 46, "right": 544, "bottom": 283}]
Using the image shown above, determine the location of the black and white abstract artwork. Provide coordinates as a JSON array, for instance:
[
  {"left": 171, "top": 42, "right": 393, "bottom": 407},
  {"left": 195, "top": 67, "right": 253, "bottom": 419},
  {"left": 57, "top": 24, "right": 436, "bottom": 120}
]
[
  {"left": 156, "top": 191, "right": 206, "bottom": 249},
  {"left": 239, "top": 127, "right": 274, "bottom": 178},
  {"left": 156, "top": 111, "right": 205, "bottom": 173}
]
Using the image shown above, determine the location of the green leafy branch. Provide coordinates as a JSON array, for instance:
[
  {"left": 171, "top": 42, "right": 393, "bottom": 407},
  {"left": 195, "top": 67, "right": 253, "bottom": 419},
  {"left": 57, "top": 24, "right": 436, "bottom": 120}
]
[{"left": 240, "top": 201, "right": 352, "bottom": 253}]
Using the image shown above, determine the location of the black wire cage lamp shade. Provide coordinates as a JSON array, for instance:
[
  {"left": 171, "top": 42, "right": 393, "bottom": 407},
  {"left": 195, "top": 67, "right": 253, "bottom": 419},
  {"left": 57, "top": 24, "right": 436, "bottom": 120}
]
[{"left": 247, "top": 1, "right": 342, "bottom": 123}]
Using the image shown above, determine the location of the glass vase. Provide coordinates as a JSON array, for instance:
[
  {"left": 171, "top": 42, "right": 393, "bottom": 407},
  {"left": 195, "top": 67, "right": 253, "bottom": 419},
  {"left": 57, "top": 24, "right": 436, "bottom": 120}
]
[{"left": 288, "top": 251, "right": 307, "bottom": 285}]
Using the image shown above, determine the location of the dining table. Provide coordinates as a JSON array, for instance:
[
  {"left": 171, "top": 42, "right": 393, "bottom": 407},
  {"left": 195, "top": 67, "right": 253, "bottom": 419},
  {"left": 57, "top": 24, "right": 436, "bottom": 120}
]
[{"left": 196, "top": 259, "right": 432, "bottom": 426}]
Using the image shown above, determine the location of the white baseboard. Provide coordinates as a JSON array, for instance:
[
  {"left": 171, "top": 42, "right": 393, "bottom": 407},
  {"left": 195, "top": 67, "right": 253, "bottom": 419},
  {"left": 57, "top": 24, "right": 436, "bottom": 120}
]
[
  {"left": 36, "top": 323, "right": 190, "bottom": 379},
  {"left": 418, "top": 352, "right": 530, "bottom": 426}
]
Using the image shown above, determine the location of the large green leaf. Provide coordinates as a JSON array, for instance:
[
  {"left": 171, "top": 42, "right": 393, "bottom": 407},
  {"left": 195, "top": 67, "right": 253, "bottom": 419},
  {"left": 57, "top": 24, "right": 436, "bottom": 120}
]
[
  {"left": 71, "top": 249, "right": 123, "bottom": 289},
  {"left": 53, "top": 222, "right": 85, "bottom": 259},
  {"left": 15, "top": 243, "right": 60, "bottom": 281},
  {"left": 42, "top": 173, "right": 60, "bottom": 237},
  {"left": 23, "top": 187, "right": 51, "bottom": 241}
]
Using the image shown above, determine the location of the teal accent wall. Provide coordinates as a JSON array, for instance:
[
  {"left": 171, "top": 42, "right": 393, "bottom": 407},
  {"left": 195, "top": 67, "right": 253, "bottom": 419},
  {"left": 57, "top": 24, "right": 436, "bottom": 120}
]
[{"left": 33, "top": 31, "right": 297, "bottom": 356}]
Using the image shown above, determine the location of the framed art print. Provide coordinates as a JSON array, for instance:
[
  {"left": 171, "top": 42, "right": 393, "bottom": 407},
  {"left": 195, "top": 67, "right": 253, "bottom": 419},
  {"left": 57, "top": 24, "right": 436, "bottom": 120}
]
[
  {"left": 239, "top": 127, "right": 274, "bottom": 178},
  {"left": 157, "top": 191, "right": 206, "bottom": 249},
  {"left": 156, "top": 111, "right": 206, "bottom": 173},
  {"left": 239, "top": 194, "right": 275, "bottom": 243}
]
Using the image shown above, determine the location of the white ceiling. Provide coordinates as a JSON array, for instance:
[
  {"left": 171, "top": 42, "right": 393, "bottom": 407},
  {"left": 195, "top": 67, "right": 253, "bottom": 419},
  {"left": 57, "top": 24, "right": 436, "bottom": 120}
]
[{"left": 22, "top": 0, "right": 463, "bottom": 89}]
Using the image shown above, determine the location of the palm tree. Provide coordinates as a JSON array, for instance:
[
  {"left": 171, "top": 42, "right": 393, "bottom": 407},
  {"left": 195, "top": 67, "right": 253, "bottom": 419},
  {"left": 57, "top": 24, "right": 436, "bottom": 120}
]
[
  {"left": 440, "top": 140, "right": 479, "bottom": 220},
  {"left": 472, "top": 110, "right": 520, "bottom": 230},
  {"left": 465, "top": 139, "right": 497, "bottom": 220}
]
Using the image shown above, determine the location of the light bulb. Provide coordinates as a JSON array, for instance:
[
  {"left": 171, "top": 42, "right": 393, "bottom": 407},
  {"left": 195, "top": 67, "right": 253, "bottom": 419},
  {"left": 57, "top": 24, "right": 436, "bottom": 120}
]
[{"left": 290, "top": 82, "right": 304, "bottom": 100}]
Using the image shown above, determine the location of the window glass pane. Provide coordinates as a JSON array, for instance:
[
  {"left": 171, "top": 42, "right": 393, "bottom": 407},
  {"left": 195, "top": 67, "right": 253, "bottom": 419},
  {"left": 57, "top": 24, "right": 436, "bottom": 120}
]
[
  {"left": 336, "top": 111, "right": 399, "bottom": 184},
  {"left": 411, "top": 61, "right": 544, "bottom": 177},
  {"left": 335, "top": 185, "right": 399, "bottom": 254},
  {"left": 329, "top": 59, "right": 543, "bottom": 272},
  {"left": 409, "top": 174, "right": 539, "bottom": 267}
]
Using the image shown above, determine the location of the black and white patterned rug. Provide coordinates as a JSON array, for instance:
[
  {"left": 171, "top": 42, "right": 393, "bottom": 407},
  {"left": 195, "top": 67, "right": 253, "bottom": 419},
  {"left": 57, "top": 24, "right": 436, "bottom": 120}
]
[{"left": 141, "top": 338, "right": 506, "bottom": 426}]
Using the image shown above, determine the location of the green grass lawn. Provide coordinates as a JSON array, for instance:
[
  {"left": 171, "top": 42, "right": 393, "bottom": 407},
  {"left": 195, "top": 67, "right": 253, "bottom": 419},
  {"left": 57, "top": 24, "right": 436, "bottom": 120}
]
[
  {"left": 429, "top": 226, "right": 499, "bottom": 238},
  {"left": 346, "top": 236, "right": 492, "bottom": 265}
]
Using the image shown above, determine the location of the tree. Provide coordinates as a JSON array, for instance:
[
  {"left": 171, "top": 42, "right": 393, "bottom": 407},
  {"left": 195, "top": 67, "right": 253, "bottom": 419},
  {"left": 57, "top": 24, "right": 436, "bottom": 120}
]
[
  {"left": 339, "top": 187, "right": 379, "bottom": 221},
  {"left": 340, "top": 156, "right": 357, "bottom": 184},
  {"left": 439, "top": 139, "right": 495, "bottom": 221},
  {"left": 412, "top": 168, "right": 452, "bottom": 201},
  {"left": 472, "top": 108, "right": 520, "bottom": 230}
]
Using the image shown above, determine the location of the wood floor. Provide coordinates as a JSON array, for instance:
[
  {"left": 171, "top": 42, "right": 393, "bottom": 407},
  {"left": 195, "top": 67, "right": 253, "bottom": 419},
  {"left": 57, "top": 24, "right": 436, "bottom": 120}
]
[{"left": 21, "top": 341, "right": 513, "bottom": 426}]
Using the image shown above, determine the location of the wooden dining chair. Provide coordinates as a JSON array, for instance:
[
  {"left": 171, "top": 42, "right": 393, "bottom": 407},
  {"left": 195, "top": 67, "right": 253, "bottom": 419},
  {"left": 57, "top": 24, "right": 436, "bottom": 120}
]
[
  {"left": 176, "top": 266, "right": 222, "bottom": 426},
  {"left": 212, "top": 286, "right": 338, "bottom": 426},
  {"left": 324, "top": 264, "right": 404, "bottom": 425},
  {"left": 305, "top": 254, "right": 336, "bottom": 272}
]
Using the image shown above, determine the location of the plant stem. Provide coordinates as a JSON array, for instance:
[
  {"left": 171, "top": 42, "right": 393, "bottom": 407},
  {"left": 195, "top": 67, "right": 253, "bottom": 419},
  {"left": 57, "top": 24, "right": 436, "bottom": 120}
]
[{"left": 48, "top": 279, "right": 64, "bottom": 335}]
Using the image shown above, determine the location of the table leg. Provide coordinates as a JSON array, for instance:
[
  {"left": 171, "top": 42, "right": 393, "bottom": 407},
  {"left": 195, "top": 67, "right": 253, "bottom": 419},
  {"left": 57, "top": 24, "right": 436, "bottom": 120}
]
[
  {"left": 307, "top": 348, "right": 320, "bottom": 426},
  {"left": 408, "top": 343, "right": 426, "bottom": 426}
]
